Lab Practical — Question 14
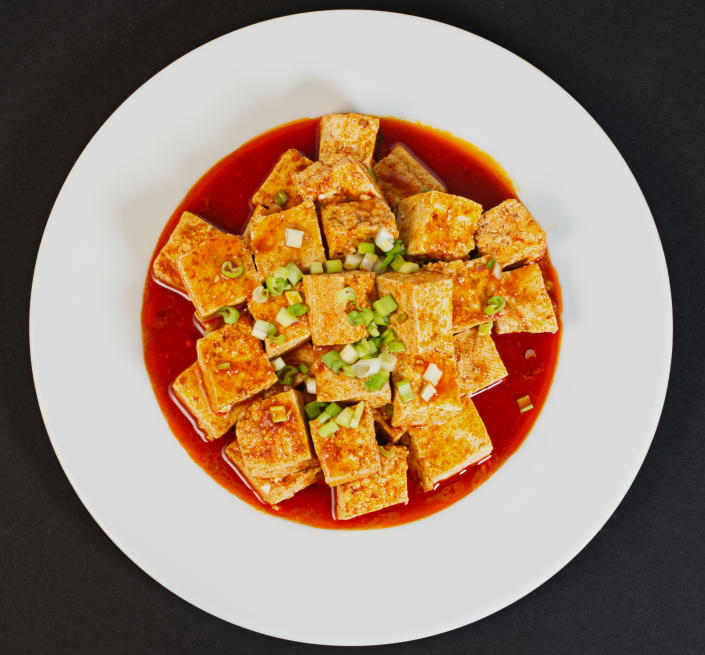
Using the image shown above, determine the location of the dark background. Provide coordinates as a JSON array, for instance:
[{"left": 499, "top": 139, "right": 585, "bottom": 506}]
[{"left": 1, "top": 1, "right": 703, "bottom": 653}]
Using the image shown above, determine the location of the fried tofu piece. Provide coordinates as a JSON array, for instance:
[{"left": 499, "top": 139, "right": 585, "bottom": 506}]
[
  {"left": 248, "top": 199, "right": 325, "bottom": 277},
  {"left": 335, "top": 445, "right": 409, "bottom": 519},
  {"left": 454, "top": 328, "right": 508, "bottom": 395},
  {"left": 395, "top": 190, "right": 482, "bottom": 260},
  {"left": 242, "top": 204, "right": 278, "bottom": 245},
  {"left": 423, "top": 256, "right": 500, "bottom": 332},
  {"left": 178, "top": 233, "right": 260, "bottom": 318},
  {"left": 303, "top": 270, "right": 377, "bottom": 345},
  {"left": 372, "top": 407, "right": 408, "bottom": 443},
  {"left": 294, "top": 157, "right": 383, "bottom": 208},
  {"left": 235, "top": 389, "right": 316, "bottom": 477},
  {"left": 475, "top": 199, "right": 546, "bottom": 268},
  {"left": 494, "top": 264, "right": 558, "bottom": 334},
  {"left": 153, "top": 211, "right": 221, "bottom": 291},
  {"left": 224, "top": 440, "right": 322, "bottom": 505},
  {"left": 310, "top": 401, "right": 380, "bottom": 486},
  {"left": 372, "top": 144, "right": 445, "bottom": 209},
  {"left": 196, "top": 321, "right": 277, "bottom": 412},
  {"left": 391, "top": 346, "right": 462, "bottom": 427},
  {"left": 407, "top": 396, "right": 492, "bottom": 491},
  {"left": 171, "top": 362, "right": 246, "bottom": 440},
  {"left": 247, "top": 282, "right": 311, "bottom": 358},
  {"left": 376, "top": 271, "right": 452, "bottom": 354},
  {"left": 318, "top": 113, "right": 380, "bottom": 169},
  {"left": 320, "top": 197, "right": 398, "bottom": 258},
  {"left": 312, "top": 347, "right": 391, "bottom": 408},
  {"left": 251, "top": 149, "right": 313, "bottom": 210}
]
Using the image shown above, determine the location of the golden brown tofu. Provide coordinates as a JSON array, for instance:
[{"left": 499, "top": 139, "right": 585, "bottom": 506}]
[
  {"left": 312, "top": 347, "right": 391, "bottom": 408},
  {"left": 247, "top": 282, "right": 311, "bottom": 358},
  {"left": 454, "top": 328, "right": 508, "bottom": 395},
  {"left": 178, "top": 233, "right": 261, "bottom": 318},
  {"left": 171, "top": 362, "right": 247, "bottom": 440},
  {"left": 249, "top": 199, "right": 326, "bottom": 277},
  {"left": 303, "top": 270, "right": 377, "bottom": 345},
  {"left": 335, "top": 445, "right": 409, "bottom": 520},
  {"left": 372, "top": 406, "right": 408, "bottom": 443},
  {"left": 391, "top": 346, "right": 462, "bottom": 427},
  {"left": 396, "top": 190, "right": 482, "bottom": 260},
  {"left": 318, "top": 113, "right": 380, "bottom": 169},
  {"left": 376, "top": 270, "right": 453, "bottom": 354},
  {"left": 251, "top": 149, "right": 313, "bottom": 210},
  {"left": 241, "top": 203, "right": 279, "bottom": 245},
  {"left": 310, "top": 402, "right": 380, "bottom": 486},
  {"left": 494, "top": 264, "right": 558, "bottom": 334},
  {"left": 196, "top": 320, "right": 277, "bottom": 412},
  {"left": 475, "top": 199, "right": 546, "bottom": 268},
  {"left": 153, "top": 211, "right": 221, "bottom": 291},
  {"left": 372, "top": 144, "right": 445, "bottom": 209},
  {"left": 294, "top": 157, "right": 383, "bottom": 208},
  {"left": 423, "top": 256, "right": 500, "bottom": 332},
  {"left": 320, "top": 197, "right": 398, "bottom": 258},
  {"left": 235, "top": 389, "right": 317, "bottom": 477},
  {"left": 407, "top": 396, "right": 492, "bottom": 491},
  {"left": 224, "top": 440, "right": 322, "bottom": 506}
]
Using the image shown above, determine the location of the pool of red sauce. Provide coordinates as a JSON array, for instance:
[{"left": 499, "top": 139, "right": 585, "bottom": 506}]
[{"left": 141, "top": 117, "right": 562, "bottom": 529}]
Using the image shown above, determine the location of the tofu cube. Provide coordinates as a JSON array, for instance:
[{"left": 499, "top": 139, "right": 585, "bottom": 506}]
[
  {"left": 224, "top": 440, "right": 322, "bottom": 506},
  {"left": 454, "top": 328, "right": 508, "bottom": 395},
  {"left": 318, "top": 113, "right": 380, "bottom": 169},
  {"left": 475, "top": 199, "right": 546, "bottom": 268},
  {"left": 196, "top": 321, "right": 277, "bottom": 412},
  {"left": 372, "top": 406, "right": 408, "bottom": 443},
  {"left": 249, "top": 199, "right": 326, "bottom": 277},
  {"left": 372, "top": 144, "right": 445, "bottom": 209},
  {"left": 242, "top": 203, "right": 279, "bottom": 245},
  {"left": 312, "top": 347, "right": 391, "bottom": 408},
  {"left": 320, "top": 197, "right": 398, "bottom": 258},
  {"left": 251, "top": 148, "right": 313, "bottom": 210},
  {"left": 171, "top": 362, "right": 247, "bottom": 440},
  {"left": 235, "top": 389, "right": 317, "bottom": 477},
  {"left": 376, "top": 271, "right": 453, "bottom": 354},
  {"left": 303, "top": 270, "right": 377, "bottom": 345},
  {"left": 423, "top": 256, "right": 499, "bottom": 332},
  {"left": 178, "top": 232, "right": 260, "bottom": 318},
  {"left": 407, "top": 396, "right": 493, "bottom": 491},
  {"left": 335, "top": 445, "right": 409, "bottom": 520},
  {"left": 391, "top": 346, "right": 462, "bottom": 427},
  {"left": 395, "top": 190, "right": 482, "bottom": 260},
  {"left": 294, "top": 157, "right": 384, "bottom": 208},
  {"left": 494, "top": 263, "right": 558, "bottom": 334},
  {"left": 153, "top": 211, "right": 221, "bottom": 291},
  {"left": 310, "top": 401, "right": 380, "bottom": 486},
  {"left": 247, "top": 282, "right": 311, "bottom": 358}
]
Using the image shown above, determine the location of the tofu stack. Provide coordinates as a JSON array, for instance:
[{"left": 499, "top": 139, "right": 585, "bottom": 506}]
[{"left": 153, "top": 113, "right": 558, "bottom": 520}]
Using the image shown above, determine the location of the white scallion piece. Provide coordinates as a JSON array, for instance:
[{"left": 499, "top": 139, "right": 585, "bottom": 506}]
[
  {"left": 252, "top": 285, "right": 268, "bottom": 303},
  {"left": 375, "top": 227, "right": 395, "bottom": 252},
  {"left": 285, "top": 228, "right": 304, "bottom": 248},
  {"left": 305, "top": 377, "right": 317, "bottom": 395},
  {"left": 272, "top": 357, "right": 286, "bottom": 371},
  {"left": 340, "top": 344, "right": 359, "bottom": 365},
  {"left": 344, "top": 253, "right": 363, "bottom": 270},
  {"left": 352, "top": 358, "right": 381, "bottom": 378},
  {"left": 275, "top": 307, "right": 297, "bottom": 327},
  {"left": 379, "top": 353, "right": 397, "bottom": 372},
  {"left": 422, "top": 362, "right": 443, "bottom": 385},
  {"left": 492, "top": 261, "right": 502, "bottom": 280},
  {"left": 252, "top": 319, "right": 273, "bottom": 340},
  {"left": 360, "top": 252, "right": 378, "bottom": 271},
  {"left": 420, "top": 383, "right": 436, "bottom": 402}
]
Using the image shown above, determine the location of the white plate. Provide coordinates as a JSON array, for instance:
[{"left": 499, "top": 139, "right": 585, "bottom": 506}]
[{"left": 30, "top": 11, "right": 671, "bottom": 646}]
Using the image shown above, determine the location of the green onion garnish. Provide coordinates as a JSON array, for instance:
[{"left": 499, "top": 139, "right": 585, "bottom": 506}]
[
  {"left": 269, "top": 333, "right": 285, "bottom": 344},
  {"left": 398, "top": 261, "right": 420, "bottom": 274},
  {"left": 366, "top": 166, "right": 377, "bottom": 182},
  {"left": 365, "top": 370, "right": 390, "bottom": 391},
  {"left": 367, "top": 322, "right": 380, "bottom": 337},
  {"left": 347, "top": 311, "right": 364, "bottom": 327},
  {"left": 321, "top": 350, "right": 345, "bottom": 373},
  {"left": 350, "top": 401, "right": 365, "bottom": 428},
  {"left": 396, "top": 312, "right": 408, "bottom": 323},
  {"left": 220, "top": 261, "right": 243, "bottom": 278},
  {"left": 372, "top": 311, "right": 389, "bottom": 326},
  {"left": 252, "top": 285, "right": 269, "bottom": 303},
  {"left": 369, "top": 337, "right": 383, "bottom": 352},
  {"left": 344, "top": 253, "right": 363, "bottom": 270},
  {"left": 387, "top": 340, "right": 406, "bottom": 353},
  {"left": 252, "top": 319, "right": 275, "bottom": 339},
  {"left": 379, "top": 353, "right": 397, "bottom": 372},
  {"left": 285, "top": 290, "right": 302, "bottom": 305},
  {"left": 341, "top": 364, "right": 356, "bottom": 377},
  {"left": 265, "top": 275, "right": 289, "bottom": 296},
  {"left": 318, "top": 421, "right": 339, "bottom": 437},
  {"left": 310, "top": 261, "right": 324, "bottom": 274},
  {"left": 336, "top": 287, "right": 357, "bottom": 303},
  {"left": 216, "top": 306, "right": 240, "bottom": 324},
  {"left": 322, "top": 402, "right": 342, "bottom": 419},
  {"left": 483, "top": 295, "right": 506, "bottom": 316},
  {"left": 374, "top": 294, "right": 399, "bottom": 317},
  {"left": 390, "top": 255, "right": 406, "bottom": 271},
  {"left": 304, "top": 401, "right": 327, "bottom": 419},
  {"left": 486, "top": 257, "right": 495, "bottom": 270},
  {"left": 357, "top": 242, "right": 375, "bottom": 255},
  {"left": 216, "top": 362, "right": 231, "bottom": 371},
  {"left": 359, "top": 307, "right": 375, "bottom": 326},
  {"left": 287, "top": 302, "right": 309, "bottom": 317},
  {"left": 285, "top": 262, "right": 303, "bottom": 286},
  {"left": 517, "top": 395, "right": 534, "bottom": 413},
  {"left": 395, "top": 378, "right": 415, "bottom": 402},
  {"left": 270, "top": 405, "right": 288, "bottom": 422},
  {"left": 477, "top": 322, "right": 493, "bottom": 336},
  {"left": 278, "top": 365, "right": 298, "bottom": 386},
  {"left": 273, "top": 189, "right": 288, "bottom": 206},
  {"left": 325, "top": 259, "right": 343, "bottom": 273},
  {"left": 360, "top": 252, "right": 378, "bottom": 271},
  {"left": 335, "top": 407, "right": 355, "bottom": 428},
  {"left": 381, "top": 328, "right": 397, "bottom": 344},
  {"left": 276, "top": 307, "right": 298, "bottom": 327},
  {"left": 298, "top": 363, "right": 309, "bottom": 375}
]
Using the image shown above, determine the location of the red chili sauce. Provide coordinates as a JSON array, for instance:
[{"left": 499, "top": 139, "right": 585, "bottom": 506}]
[{"left": 141, "top": 117, "right": 562, "bottom": 529}]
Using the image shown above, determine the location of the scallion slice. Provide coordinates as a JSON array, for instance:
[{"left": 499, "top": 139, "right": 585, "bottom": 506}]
[
  {"left": 341, "top": 364, "right": 356, "bottom": 377},
  {"left": 422, "top": 362, "right": 443, "bottom": 386},
  {"left": 360, "top": 252, "right": 378, "bottom": 271},
  {"left": 285, "top": 228, "right": 304, "bottom": 248},
  {"left": 396, "top": 312, "right": 408, "bottom": 323},
  {"left": 276, "top": 307, "right": 298, "bottom": 327},
  {"left": 278, "top": 365, "right": 298, "bottom": 386},
  {"left": 366, "top": 166, "right": 377, "bottom": 182},
  {"left": 269, "top": 333, "right": 285, "bottom": 344},
  {"left": 298, "top": 363, "right": 309, "bottom": 375},
  {"left": 387, "top": 340, "right": 406, "bottom": 353},
  {"left": 347, "top": 311, "right": 364, "bottom": 327},
  {"left": 357, "top": 242, "right": 375, "bottom": 255},
  {"left": 517, "top": 395, "right": 534, "bottom": 413},
  {"left": 486, "top": 257, "right": 495, "bottom": 270},
  {"left": 367, "top": 322, "right": 380, "bottom": 337},
  {"left": 398, "top": 261, "right": 419, "bottom": 274},
  {"left": 344, "top": 253, "right": 363, "bottom": 270},
  {"left": 373, "top": 294, "right": 399, "bottom": 317},
  {"left": 369, "top": 336, "right": 382, "bottom": 352},
  {"left": 252, "top": 285, "right": 269, "bottom": 303},
  {"left": 270, "top": 405, "right": 288, "bottom": 423},
  {"left": 477, "top": 322, "right": 493, "bottom": 336},
  {"left": 220, "top": 260, "right": 243, "bottom": 278},
  {"left": 305, "top": 377, "right": 317, "bottom": 395},
  {"left": 395, "top": 378, "right": 415, "bottom": 403},
  {"left": 350, "top": 401, "right": 365, "bottom": 428},
  {"left": 340, "top": 344, "right": 359, "bottom": 365},
  {"left": 216, "top": 306, "right": 240, "bottom": 324},
  {"left": 375, "top": 227, "right": 395, "bottom": 252},
  {"left": 321, "top": 350, "right": 345, "bottom": 374},
  {"left": 336, "top": 286, "right": 357, "bottom": 303},
  {"left": 352, "top": 358, "right": 381, "bottom": 378},
  {"left": 285, "top": 262, "right": 303, "bottom": 286},
  {"left": 322, "top": 402, "right": 342, "bottom": 419},
  {"left": 379, "top": 353, "right": 397, "bottom": 372},
  {"left": 216, "top": 362, "right": 231, "bottom": 371},
  {"left": 381, "top": 328, "right": 397, "bottom": 345},
  {"left": 265, "top": 275, "right": 289, "bottom": 296},
  {"left": 287, "top": 302, "right": 309, "bottom": 317},
  {"left": 309, "top": 261, "right": 324, "bottom": 274},
  {"left": 304, "top": 401, "right": 326, "bottom": 419},
  {"left": 390, "top": 255, "right": 406, "bottom": 271},
  {"left": 365, "top": 370, "right": 390, "bottom": 391},
  {"left": 272, "top": 357, "right": 286, "bottom": 371},
  {"left": 272, "top": 189, "right": 288, "bottom": 206},
  {"left": 335, "top": 407, "right": 355, "bottom": 428},
  {"left": 483, "top": 295, "right": 506, "bottom": 316},
  {"left": 252, "top": 319, "right": 275, "bottom": 340},
  {"left": 285, "top": 290, "right": 302, "bottom": 305},
  {"left": 325, "top": 259, "right": 343, "bottom": 273},
  {"left": 371, "top": 311, "right": 389, "bottom": 326},
  {"left": 318, "top": 421, "right": 339, "bottom": 437},
  {"left": 359, "top": 307, "right": 375, "bottom": 326}
]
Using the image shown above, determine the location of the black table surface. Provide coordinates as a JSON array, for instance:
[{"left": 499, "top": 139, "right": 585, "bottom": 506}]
[{"left": 2, "top": 1, "right": 704, "bottom": 653}]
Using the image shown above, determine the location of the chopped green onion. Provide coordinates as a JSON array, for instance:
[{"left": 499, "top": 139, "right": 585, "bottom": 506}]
[
  {"left": 341, "top": 364, "right": 356, "bottom": 377},
  {"left": 298, "top": 363, "right": 309, "bottom": 375},
  {"left": 486, "top": 257, "right": 495, "bottom": 270},
  {"left": 220, "top": 261, "right": 243, "bottom": 278},
  {"left": 340, "top": 344, "right": 359, "bottom": 365},
  {"left": 216, "top": 306, "right": 240, "bottom": 324},
  {"left": 310, "top": 261, "right": 324, "bottom": 274},
  {"left": 347, "top": 311, "right": 364, "bottom": 327},
  {"left": 216, "top": 362, "right": 231, "bottom": 371},
  {"left": 287, "top": 302, "right": 309, "bottom": 317},
  {"left": 321, "top": 350, "right": 345, "bottom": 374},
  {"left": 383, "top": 403, "right": 393, "bottom": 418},
  {"left": 483, "top": 295, "right": 506, "bottom": 316},
  {"left": 285, "top": 262, "right": 303, "bottom": 286},
  {"left": 423, "top": 362, "right": 443, "bottom": 386},
  {"left": 305, "top": 377, "right": 317, "bottom": 394},
  {"left": 276, "top": 307, "right": 298, "bottom": 327},
  {"left": 273, "top": 266, "right": 289, "bottom": 280},
  {"left": 269, "top": 333, "right": 285, "bottom": 344},
  {"left": 265, "top": 275, "right": 289, "bottom": 296},
  {"left": 372, "top": 311, "right": 389, "bottom": 326},
  {"left": 350, "top": 401, "right": 365, "bottom": 428},
  {"left": 366, "top": 166, "right": 377, "bottom": 182},
  {"left": 365, "top": 370, "right": 390, "bottom": 391},
  {"left": 379, "top": 353, "right": 397, "bottom": 372},
  {"left": 396, "top": 312, "right": 408, "bottom": 323},
  {"left": 517, "top": 395, "right": 534, "bottom": 413},
  {"left": 252, "top": 285, "right": 269, "bottom": 303},
  {"left": 285, "top": 290, "right": 302, "bottom": 305},
  {"left": 270, "top": 405, "right": 288, "bottom": 422},
  {"left": 359, "top": 307, "right": 375, "bottom": 326},
  {"left": 381, "top": 328, "right": 397, "bottom": 345},
  {"left": 325, "top": 259, "right": 343, "bottom": 273},
  {"left": 395, "top": 378, "right": 415, "bottom": 403},
  {"left": 252, "top": 319, "right": 275, "bottom": 339},
  {"left": 354, "top": 340, "right": 370, "bottom": 358},
  {"left": 278, "top": 365, "right": 298, "bottom": 386},
  {"left": 272, "top": 357, "right": 286, "bottom": 371},
  {"left": 420, "top": 383, "right": 436, "bottom": 402},
  {"left": 344, "top": 253, "right": 363, "bottom": 270},
  {"left": 273, "top": 189, "right": 288, "bottom": 206},
  {"left": 336, "top": 287, "right": 357, "bottom": 303},
  {"left": 285, "top": 228, "right": 304, "bottom": 248},
  {"left": 398, "top": 261, "right": 420, "bottom": 274},
  {"left": 369, "top": 336, "right": 382, "bottom": 351},
  {"left": 318, "top": 421, "right": 339, "bottom": 437},
  {"left": 352, "top": 358, "right": 381, "bottom": 378},
  {"left": 335, "top": 407, "right": 355, "bottom": 428},
  {"left": 375, "top": 227, "right": 395, "bottom": 252},
  {"left": 477, "top": 322, "right": 493, "bottom": 336},
  {"left": 390, "top": 255, "right": 406, "bottom": 271},
  {"left": 322, "top": 402, "right": 342, "bottom": 420},
  {"left": 360, "top": 252, "right": 378, "bottom": 271},
  {"left": 379, "top": 445, "right": 395, "bottom": 459},
  {"left": 387, "top": 340, "right": 406, "bottom": 353},
  {"left": 357, "top": 242, "right": 375, "bottom": 255},
  {"left": 367, "top": 322, "right": 380, "bottom": 337},
  {"left": 304, "top": 401, "right": 326, "bottom": 419},
  {"left": 374, "top": 294, "right": 399, "bottom": 317}
]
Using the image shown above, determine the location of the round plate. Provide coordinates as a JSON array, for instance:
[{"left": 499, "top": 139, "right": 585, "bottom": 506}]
[{"left": 30, "top": 11, "right": 672, "bottom": 646}]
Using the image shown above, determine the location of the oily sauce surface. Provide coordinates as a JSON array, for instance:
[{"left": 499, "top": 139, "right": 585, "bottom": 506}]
[{"left": 141, "top": 117, "right": 562, "bottom": 529}]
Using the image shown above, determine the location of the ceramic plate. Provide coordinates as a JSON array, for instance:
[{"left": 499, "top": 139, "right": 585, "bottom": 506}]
[{"left": 30, "top": 11, "right": 672, "bottom": 645}]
